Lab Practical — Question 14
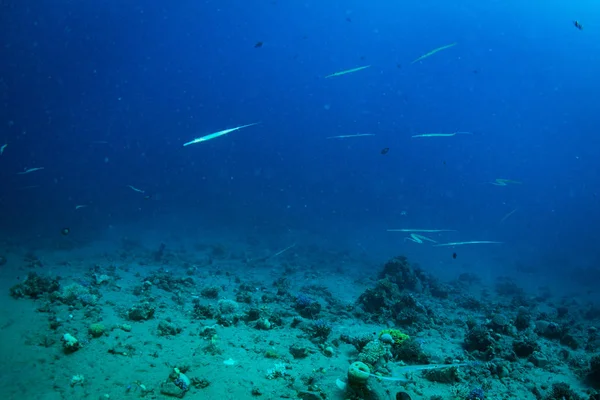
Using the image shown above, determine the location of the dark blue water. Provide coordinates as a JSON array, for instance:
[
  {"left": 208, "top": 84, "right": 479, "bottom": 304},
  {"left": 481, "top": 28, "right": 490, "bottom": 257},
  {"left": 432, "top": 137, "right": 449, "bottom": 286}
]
[{"left": 1, "top": 1, "right": 598, "bottom": 291}]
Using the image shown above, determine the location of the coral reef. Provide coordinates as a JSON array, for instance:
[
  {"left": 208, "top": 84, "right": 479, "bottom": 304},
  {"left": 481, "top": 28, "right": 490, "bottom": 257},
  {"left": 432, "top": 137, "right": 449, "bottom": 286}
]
[{"left": 10, "top": 272, "right": 60, "bottom": 299}]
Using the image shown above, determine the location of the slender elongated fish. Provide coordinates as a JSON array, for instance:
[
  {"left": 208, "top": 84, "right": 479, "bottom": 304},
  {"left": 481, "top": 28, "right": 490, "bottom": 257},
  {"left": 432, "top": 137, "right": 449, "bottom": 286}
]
[
  {"left": 127, "top": 185, "right": 145, "bottom": 193},
  {"left": 325, "top": 65, "right": 370, "bottom": 78},
  {"left": 183, "top": 123, "right": 259, "bottom": 146},
  {"left": 500, "top": 208, "right": 518, "bottom": 223},
  {"left": 434, "top": 241, "right": 503, "bottom": 247},
  {"left": 412, "top": 131, "right": 471, "bottom": 138},
  {"left": 327, "top": 133, "right": 375, "bottom": 139},
  {"left": 492, "top": 178, "right": 522, "bottom": 186},
  {"left": 411, "top": 43, "right": 457, "bottom": 64},
  {"left": 0, "top": 144, "right": 7, "bottom": 155},
  {"left": 17, "top": 167, "right": 44, "bottom": 175},
  {"left": 405, "top": 233, "right": 437, "bottom": 244}
]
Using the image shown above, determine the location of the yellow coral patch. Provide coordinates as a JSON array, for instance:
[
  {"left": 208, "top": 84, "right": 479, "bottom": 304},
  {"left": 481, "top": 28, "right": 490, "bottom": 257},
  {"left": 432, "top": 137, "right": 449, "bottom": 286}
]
[{"left": 379, "top": 329, "right": 410, "bottom": 345}]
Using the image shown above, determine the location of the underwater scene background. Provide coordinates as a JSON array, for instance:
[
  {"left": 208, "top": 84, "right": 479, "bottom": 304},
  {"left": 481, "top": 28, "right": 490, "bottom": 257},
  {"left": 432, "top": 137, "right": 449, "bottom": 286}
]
[{"left": 1, "top": 1, "right": 599, "bottom": 399}]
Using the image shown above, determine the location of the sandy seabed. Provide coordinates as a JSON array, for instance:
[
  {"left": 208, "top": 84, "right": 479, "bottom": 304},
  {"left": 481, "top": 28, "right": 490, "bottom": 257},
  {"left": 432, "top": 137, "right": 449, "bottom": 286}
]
[{"left": 0, "top": 234, "right": 595, "bottom": 400}]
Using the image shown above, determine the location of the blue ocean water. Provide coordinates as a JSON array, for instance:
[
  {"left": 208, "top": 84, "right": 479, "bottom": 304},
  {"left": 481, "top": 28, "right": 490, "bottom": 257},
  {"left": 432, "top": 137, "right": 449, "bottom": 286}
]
[{"left": 1, "top": 0, "right": 599, "bottom": 293}]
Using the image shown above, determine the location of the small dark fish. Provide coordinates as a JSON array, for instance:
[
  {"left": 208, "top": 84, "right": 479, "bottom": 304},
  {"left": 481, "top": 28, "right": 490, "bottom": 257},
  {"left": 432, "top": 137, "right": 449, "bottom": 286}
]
[
  {"left": 452, "top": 252, "right": 457, "bottom": 259},
  {"left": 573, "top": 20, "right": 583, "bottom": 30},
  {"left": 396, "top": 392, "right": 412, "bottom": 400},
  {"left": 254, "top": 41, "right": 263, "bottom": 48},
  {"left": 396, "top": 63, "right": 402, "bottom": 69},
  {"left": 381, "top": 147, "right": 390, "bottom": 155},
  {"left": 61, "top": 227, "right": 70, "bottom": 236},
  {"left": 346, "top": 17, "right": 352, "bottom": 22}
]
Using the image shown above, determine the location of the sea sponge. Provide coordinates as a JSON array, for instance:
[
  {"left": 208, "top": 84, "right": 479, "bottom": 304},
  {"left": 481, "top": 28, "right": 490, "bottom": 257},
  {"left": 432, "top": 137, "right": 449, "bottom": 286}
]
[
  {"left": 88, "top": 323, "right": 105, "bottom": 338},
  {"left": 348, "top": 361, "right": 370, "bottom": 386},
  {"left": 218, "top": 299, "right": 239, "bottom": 314},
  {"left": 380, "top": 329, "right": 410, "bottom": 345}
]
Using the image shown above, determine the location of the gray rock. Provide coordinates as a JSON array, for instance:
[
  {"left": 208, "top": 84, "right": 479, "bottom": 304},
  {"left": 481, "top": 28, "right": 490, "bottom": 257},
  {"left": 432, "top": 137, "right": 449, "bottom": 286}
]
[
  {"left": 127, "top": 302, "right": 156, "bottom": 321},
  {"left": 160, "top": 381, "right": 186, "bottom": 398},
  {"left": 528, "top": 351, "right": 550, "bottom": 368},
  {"left": 289, "top": 343, "right": 310, "bottom": 359},
  {"left": 158, "top": 320, "right": 182, "bottom": 336}
]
